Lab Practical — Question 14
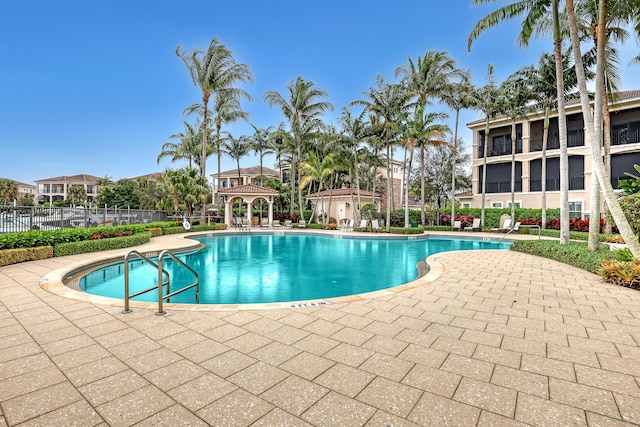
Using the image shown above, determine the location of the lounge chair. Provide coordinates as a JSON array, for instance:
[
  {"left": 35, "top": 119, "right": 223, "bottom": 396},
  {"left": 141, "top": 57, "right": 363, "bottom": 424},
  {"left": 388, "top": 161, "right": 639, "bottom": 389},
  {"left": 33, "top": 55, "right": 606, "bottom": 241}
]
[
  {"left": 241, "top": 217, "right": 251, "bottom": 231},
  {"left": 464, "top": 218, "right": 482, "bottom": 231},
  {"left": 260, "top": 218, "right": 271, "bottom": 228},
  {"left": 340, "top": 219, "right": 354, "bottom": 231},
  {"left": 371, "top": 219, "right": 380, "bottom": 230},
  {"left": 451, "top": 220, "right": 462, "bottom": 231},
  {"left": 284, "top": 220, "right": 293, "bottom": 229},
  {"left": 359, "top": 219, "right": 368, "bottom": 229},
  {"left": 491, "top": 218, "right": 512, "bottom": 232},
  {"left": 272, "top": 219, "right": 282, "bottom": 228},
  {"left": 298, "top": 220, "right": 307, "bottom": 228},
  {"left": 500, "top": 221, "right": 521, "bottom": 241}
]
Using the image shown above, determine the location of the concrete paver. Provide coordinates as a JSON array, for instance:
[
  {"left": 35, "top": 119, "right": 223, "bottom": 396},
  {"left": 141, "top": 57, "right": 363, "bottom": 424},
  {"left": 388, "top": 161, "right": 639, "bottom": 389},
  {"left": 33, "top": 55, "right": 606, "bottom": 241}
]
[{"left": 1, "top": 231, "right": 640, "bottom": 426}]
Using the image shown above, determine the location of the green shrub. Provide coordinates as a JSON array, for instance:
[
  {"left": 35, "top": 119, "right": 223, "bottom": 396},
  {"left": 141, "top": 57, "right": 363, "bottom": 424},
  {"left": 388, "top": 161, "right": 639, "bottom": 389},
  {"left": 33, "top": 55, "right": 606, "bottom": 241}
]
[
  {"left": 511, "top": 240, "right": 616, "bottom": 273},
  {"left": 0, "top": 246, "right": 53, "bottom": 267},
  {"left": 54, "top": 232, "right": 151, "bottom": 257},
  {"left": 422, "top": 226, "right": 453, "bottom": 231},
  {"left": 619, "top": 193, "right": 640, "bottom": 236},
  {"left": 305, "top": 223, "right": 323, "bottom": 229},
  {"left": 389, "top": 227, "right": 423, "bottom": 235}
]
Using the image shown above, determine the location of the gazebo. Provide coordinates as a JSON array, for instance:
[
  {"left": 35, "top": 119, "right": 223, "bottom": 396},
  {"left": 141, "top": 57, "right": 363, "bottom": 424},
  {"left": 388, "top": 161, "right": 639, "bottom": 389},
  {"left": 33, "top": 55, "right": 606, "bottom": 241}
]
[{"left": 218, "top": 184, "right": 280, "bottom": 227}]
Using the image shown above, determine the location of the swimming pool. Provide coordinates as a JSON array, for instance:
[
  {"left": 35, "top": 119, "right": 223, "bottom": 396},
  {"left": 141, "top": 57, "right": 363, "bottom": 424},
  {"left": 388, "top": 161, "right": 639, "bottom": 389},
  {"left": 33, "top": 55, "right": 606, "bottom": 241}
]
[{"left": 78, "top": 233, "right": 510, "bottom": 305}]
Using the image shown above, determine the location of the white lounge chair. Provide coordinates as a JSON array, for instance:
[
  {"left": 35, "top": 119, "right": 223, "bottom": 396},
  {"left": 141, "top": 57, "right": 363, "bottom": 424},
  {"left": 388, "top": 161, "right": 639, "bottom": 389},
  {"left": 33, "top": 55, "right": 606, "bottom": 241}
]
[
  {"left": 464, "top": 218, "right": 482, "bottom": 231},
  {"left": 359, "top": 219, "right": 368, "bottom": 229},
  {"left": 491, "top": 218, "right": 512, "bottom": 232},
  {"left": 371, "top": 219, "right": 380, "bottom": 230},
  {"left": 260, "top": 217, "right": 271, "bottom": 228},
  {"left": 298, "top": 220, "right": 307, "bottom": 228},
  {"left": 284, "top": 220, "right": 293, "bottom": 229},
  {"left": 452, "top": 220, "right": 462, "bottom": 231},
  {"left": 272, "top": 219, "right": 282, "bottom": 228},
  {"left": 340, "top": 219, "right": 354, "bottom": 231}
]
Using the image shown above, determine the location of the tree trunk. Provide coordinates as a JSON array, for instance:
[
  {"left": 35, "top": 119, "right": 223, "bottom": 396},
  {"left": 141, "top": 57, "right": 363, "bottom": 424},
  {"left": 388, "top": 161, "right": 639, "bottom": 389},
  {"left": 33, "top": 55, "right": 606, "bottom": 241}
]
[
  {"left": 602, "top": 81, "right": 613, "bottom": 234},
  {"left": 553, "top": 0, "right": 570, "bottom": 244},
  {"left": 386, "top": 136, "right": 391, "bottom": 231},
  {"left": 480, "top": 120, "right": 489, "bottom": 228},
  {"left": 510, "top": 119, "right": 516, "bottom": 221},
  {"left": 403, "top": 145, "right": 409, "bottom": 227},
  {"left": 451, "top": 109, "right": 459, "bottom": 227},
  {"left": 201, "top": 99, "right": 209, "bottom": 221},
  {"left": 541, "top": 108, "right": 549, "bottom": 228},
  {"left": 420, "top": 146, "right": 426, "bottom": 226},
  {"left": 566, "top": 0, "right": 640, "bottom": 258}
]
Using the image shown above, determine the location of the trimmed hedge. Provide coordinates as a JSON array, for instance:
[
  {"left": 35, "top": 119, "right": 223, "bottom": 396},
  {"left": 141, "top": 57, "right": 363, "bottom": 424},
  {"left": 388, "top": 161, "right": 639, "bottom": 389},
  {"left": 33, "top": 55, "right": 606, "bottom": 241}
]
[
  {"left": 511, "top": 240, "right": 616, "bottom": 273},
  {"left": 54, "top": 232, "right": 151, "bottom": 257},
  {"left": 389, "top": 227, "right": 424, "bottom": 235},
  {"left": 0, "top": 246, "right": 53, "bottom": 267}
]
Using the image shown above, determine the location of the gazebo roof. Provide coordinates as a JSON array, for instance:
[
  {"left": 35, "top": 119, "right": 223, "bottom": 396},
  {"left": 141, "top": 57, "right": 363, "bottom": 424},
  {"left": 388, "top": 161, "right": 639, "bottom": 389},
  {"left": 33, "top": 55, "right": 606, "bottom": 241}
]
[{"left": 218, "top": 184, "right": 279, "bottom": 195}]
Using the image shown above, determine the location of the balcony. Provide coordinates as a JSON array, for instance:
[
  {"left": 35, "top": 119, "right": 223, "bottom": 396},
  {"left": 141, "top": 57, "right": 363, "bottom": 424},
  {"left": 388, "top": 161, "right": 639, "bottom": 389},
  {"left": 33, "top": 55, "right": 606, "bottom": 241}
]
[
  {"left": 478, "top": 140, "right": 523, "bottom": 158},
  {"left": 611, "top": 129, "right": 640, "bottom": 146},
  {"left": 484, "top": 181, "right": 522, "bottom": 193},
  {"left": 530, "top": 131, "right": 585, "bottom": 151}
]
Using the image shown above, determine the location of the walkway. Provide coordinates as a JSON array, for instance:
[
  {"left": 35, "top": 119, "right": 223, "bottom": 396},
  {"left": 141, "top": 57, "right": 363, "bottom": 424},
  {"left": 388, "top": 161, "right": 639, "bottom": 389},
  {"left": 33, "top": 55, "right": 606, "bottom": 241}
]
[{"left": 1, "top": 232, "right": 639, "bottom": 426}]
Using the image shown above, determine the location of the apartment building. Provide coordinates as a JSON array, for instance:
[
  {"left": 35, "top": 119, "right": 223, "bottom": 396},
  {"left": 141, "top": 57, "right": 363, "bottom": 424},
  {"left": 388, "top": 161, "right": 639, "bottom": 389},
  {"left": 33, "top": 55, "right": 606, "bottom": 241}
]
[
  {"left": 35, "top": 174, "right": 101, "bottom": 204},
  {"left": 466, "top": 90, "right": 640, "bottom": 219}
]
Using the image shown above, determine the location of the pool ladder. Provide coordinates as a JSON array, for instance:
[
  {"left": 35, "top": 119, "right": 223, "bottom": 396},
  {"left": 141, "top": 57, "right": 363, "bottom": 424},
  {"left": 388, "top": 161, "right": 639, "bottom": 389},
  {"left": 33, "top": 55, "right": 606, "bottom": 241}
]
[{"left": 122, "top": 249, "right": 199, "bottom": 316}]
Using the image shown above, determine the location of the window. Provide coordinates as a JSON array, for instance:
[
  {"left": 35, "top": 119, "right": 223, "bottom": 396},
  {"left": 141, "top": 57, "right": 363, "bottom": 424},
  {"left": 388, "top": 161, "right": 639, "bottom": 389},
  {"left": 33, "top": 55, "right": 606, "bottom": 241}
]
[
  {"left": 507, "top": 202, "right": 521, "bottom": 208},
  {"left": 462, "top": 203, "right": 470, "bottom": 208},
  {"left": 568, "top": 201, "right": 583, "bottom": 220},
  {"left": 491, "top": 202, "right": 503, "bottom": 208}
]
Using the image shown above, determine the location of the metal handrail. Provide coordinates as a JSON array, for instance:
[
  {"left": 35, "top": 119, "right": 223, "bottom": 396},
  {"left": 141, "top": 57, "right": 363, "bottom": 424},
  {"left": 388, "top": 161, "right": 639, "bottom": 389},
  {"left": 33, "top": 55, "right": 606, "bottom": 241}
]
[
  {"left": 156, "top": 250, "right": 199, "bottom": 315},
  {"left": 122, "top": 250, "right": 169, "bottom": 314}
]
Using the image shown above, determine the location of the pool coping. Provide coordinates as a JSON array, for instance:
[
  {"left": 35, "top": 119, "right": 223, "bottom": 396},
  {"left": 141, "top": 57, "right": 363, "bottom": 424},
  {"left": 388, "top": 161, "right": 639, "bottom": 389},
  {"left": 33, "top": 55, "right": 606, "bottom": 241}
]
[{"left": 39, "top": 229, "right": 510, "bottom": 312}]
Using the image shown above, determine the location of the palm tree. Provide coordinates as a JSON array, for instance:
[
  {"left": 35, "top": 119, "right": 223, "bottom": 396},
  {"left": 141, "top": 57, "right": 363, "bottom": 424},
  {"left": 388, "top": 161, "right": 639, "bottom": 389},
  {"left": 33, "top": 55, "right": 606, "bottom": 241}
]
[
  {"left": 471, "top": 65, "right": 504, "bottom": 229},
  {"left": 0, "top": 179, "right": 18, "bottom": 205},
  {"left": 176, "top": 37, "right": 253, "bottom": 218},
  {"left": 250, "top": 124, "right": 275, "bottom": 186},
  {"left": 338, "top": 107, "right": 368, "bottom": 222},
  {"left": 469, "top": 0, "right": 571, "bottom": 244},
  {"left": 299, "top": 151, "right": 335, "bottom": 224},
  {"left": 353, "top": 76, "right": 412, "bottom": 231},
  {"left": 156, "top": 168, "right": 209, "bottom": 221},
  {"left": 403, "top": 109, "right": 452, "bottom": 227},
  {"left": 512, "top": 51, "right": 579, "bottom": 228},
  {"left": 441, "top": 74, "right": 474, "bottom": 226},
  {"left": 157, "top": 120, "right": 202, "bottom": 168},
  {"left": 501, "top": 73, "right": 534, "bottom": 221},
  {"left": 565, "top": 0, "right": 640, "bottom": 257},
  {"left": 68, "top": 185, "right": 87, "bottom": 206},
  {"left": 264, "top": 77, "right": 333, "bottom": 221},
  {"left": 221, "top": 132, "right": 251, "bottom": 182}
]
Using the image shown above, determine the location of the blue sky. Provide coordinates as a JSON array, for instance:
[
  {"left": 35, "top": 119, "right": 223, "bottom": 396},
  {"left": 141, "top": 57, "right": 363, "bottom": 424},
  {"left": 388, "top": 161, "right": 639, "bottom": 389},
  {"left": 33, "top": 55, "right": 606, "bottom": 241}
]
[{"left": 2, "top": 0, "right": 639, "bottom": 186}]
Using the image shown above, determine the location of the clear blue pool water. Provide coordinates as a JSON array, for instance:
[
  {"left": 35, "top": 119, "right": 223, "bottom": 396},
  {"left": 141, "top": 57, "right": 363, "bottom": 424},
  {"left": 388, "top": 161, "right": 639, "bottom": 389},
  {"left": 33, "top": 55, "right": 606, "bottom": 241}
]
[{"left": 78, "top": 233, "right": 510, "bottom": 305}]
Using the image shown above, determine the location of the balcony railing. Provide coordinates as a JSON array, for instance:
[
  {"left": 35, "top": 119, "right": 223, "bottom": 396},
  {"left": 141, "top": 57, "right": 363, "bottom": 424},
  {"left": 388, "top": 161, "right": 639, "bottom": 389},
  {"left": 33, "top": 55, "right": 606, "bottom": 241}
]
[
  {"left": 484, "top": 181, "right": 522, "bottom": 193},
  {"left": 530, "top": 132, "right": 585, "bottom": 151},
  {"left": 529, "top": 177, "right": 585, "bottom": 192},
  {"left": 611, "top": 129, "right": 640, "bottom": 146},
  {"left": 478, "top": 140, "right": 523, "bottom": 158}
]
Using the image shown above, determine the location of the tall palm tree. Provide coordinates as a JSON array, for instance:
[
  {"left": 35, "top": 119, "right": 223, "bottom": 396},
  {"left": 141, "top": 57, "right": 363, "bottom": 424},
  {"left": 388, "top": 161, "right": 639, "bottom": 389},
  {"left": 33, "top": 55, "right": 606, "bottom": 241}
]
[
  {"left": 299, "top": 151, "right": 335, "bottom": 224},
  {"left": 339, "top": 107, "right": 368, "bottom": 221},
  {"left": 264, "top": 77, "right": 333, "bottom": 221},
  {"left": 176, "top": 37, "right": 253, "bottom": 218},
  {"left": 353, "top": 76, "right": 412, "bottom": 231},
  {"left": 157, "top": 120, "right": 202, "bottom": 168},
  {"left": 249, "top": 124, "right": 275, "bottom": 185},
  {"left": 221, "top": 132, "right": 251, "bottom": 182},
  {"left": 441, "top": 74, "right": 474, "bottom": 225},
  {"left": 565, "top": 0, "right": 640, "bottom": 257},
  {"left": 471, "top": 64, "right": 504, "bottom": 229},
  {"left": 469, "top": 0, "right": 571, "bottom": 244},
  {"left": 501, "top": 73, "right": 534, "bottom": 221},
  {"left": 512, "top": 51, "right": 579, "bottom": 228},
  {"left": 403, "top": 109, "right": 452, "bottom": 227}
]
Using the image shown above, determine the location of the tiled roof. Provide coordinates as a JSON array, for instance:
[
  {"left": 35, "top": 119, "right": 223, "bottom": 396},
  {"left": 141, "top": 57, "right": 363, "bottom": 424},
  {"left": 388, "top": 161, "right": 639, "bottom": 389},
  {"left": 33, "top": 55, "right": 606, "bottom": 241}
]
[
  {"left": 218, "top": 184, "right": 280, "bottom": 194},
  {"left": 127, "top": 172, "right": 164, "bottom": 181},
  {"left": 35, "top": 174, "right": 102, "bottom": 183},
  {"left": 214, "top": 166, "right": 280, "bottom": 178},
  {"left": 0, "top": 178, "right": 35, "bottom": 188},
  {"left": 305, "top": 188, "right": 377, "bottom": 198}
]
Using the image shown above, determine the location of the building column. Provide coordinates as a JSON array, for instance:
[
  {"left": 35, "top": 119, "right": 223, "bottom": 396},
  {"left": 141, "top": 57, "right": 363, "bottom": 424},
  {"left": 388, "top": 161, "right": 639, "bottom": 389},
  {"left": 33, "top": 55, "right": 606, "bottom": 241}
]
[
  {"left": 268, "top": 200, "right": 273, "bottom": 227},
  {"left": 224, "top": 197, "right": 232, "bottom": 227}
]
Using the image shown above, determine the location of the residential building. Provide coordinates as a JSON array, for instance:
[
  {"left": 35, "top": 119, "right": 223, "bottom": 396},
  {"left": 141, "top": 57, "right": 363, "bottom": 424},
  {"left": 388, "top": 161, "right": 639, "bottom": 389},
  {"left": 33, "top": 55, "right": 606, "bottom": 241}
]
[
  {"left": 211, "top": 166, "right": 280, "bottom": 203},
  {"left": 466, "top": 90, "right": 640, "bottom": 219},
  {"left": 36, "top": 174, "right": 102, "bottom": 204},
  {"left": 0, "top": 179, "right": 37, "bottom": 204}
]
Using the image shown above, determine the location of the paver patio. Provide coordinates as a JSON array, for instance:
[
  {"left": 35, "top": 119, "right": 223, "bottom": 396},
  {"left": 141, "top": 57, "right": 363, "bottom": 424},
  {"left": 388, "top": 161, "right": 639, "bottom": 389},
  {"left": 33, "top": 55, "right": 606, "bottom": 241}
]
[{"left": 1, "top": 232, "right": 639, "bottom": 426}]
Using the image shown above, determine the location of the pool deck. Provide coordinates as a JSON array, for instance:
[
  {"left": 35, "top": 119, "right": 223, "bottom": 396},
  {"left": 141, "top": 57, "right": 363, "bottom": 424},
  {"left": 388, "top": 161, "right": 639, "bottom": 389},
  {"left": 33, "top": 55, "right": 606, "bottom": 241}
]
[{"left": 1, "top": 230, "right": 639, "bottom": 426}]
